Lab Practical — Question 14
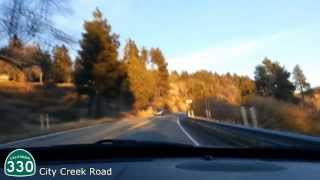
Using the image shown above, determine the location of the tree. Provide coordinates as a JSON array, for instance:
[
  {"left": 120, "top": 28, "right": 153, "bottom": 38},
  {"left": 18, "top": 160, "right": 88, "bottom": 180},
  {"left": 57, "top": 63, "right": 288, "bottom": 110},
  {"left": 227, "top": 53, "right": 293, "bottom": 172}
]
[
  {"left": 140, "top": 47, "right": 148, "bottom": 64},
  {"left": 0, "top": 0, "right": 73, "bottom": 45},
  {"left": 150, "top": 48, "right": 169, "bottom": 106},
  {"left": 75, "top": 9, "right": 122, "bottom": 117},
  {"left": 232, "top": 75, "right": 256, "bottom": 96},
  {"left": 34, "top": 49, "right": 52, "bottom": 83},
  {"left": 0, "top": 38, "right": 54, "bottom": 82},
  {"left": 0, "top": 35, "right": 24, "bottom": 59},
  {"left": 293, "top": 65, "right": 310, "bottom": 102},
  {"left": 123, "top": 40, "right": 156, "bottom": 110},
  {"left": 166, "top": 70, "right": 245, "bottom": 112},
  {"left": 8, "top": 35, "right": 23, "bottom": 49},
  {"left": 52, "top": 45, "right": 72, "bottom": 83},
  {"left": 255, "top": 58, "right": 295, "bottom": 101}
]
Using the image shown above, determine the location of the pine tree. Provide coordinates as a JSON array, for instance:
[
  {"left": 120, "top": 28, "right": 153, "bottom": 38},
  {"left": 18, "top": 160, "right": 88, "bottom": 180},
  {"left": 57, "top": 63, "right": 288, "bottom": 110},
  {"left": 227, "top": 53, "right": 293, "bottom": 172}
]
[
  {"left": 52, "top": 45, "right": 72, "bottom": 83},
  {"left": 33, "top": 48, "right": 52, "bottom": 83},
  {"left": 123, "top": 40, "right": 155, "bottom": 110},
  {"left": 0, "top": 35, "right": 24, "bottom": 60},
  {"left": 75, "top": 9, "right": 121, "bottom": 117},
  {"left": 293, "top": 65, "right": 310, "bottom": 102},
  {"left": 150, "top": 48, "right": 169, "bottom": 106},
  {"left": 9, "top": 35, "right": 23, "bottom": 49},
  {"left": 140, "top": 47, "right": 148, "bottom": 64},
  {"left": 255, "top": 58, "right": 295, "bottom": 101}
]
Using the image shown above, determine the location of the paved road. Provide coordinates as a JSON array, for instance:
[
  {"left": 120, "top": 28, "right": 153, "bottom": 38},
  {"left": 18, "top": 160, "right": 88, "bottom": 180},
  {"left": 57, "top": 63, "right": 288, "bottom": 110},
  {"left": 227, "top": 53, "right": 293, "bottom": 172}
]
[
  {"left": 0, "top": 114, "right": 319, "bottom": 148},
  {"left": 1, "top": 114, "right": 225, "bottom": 148}
]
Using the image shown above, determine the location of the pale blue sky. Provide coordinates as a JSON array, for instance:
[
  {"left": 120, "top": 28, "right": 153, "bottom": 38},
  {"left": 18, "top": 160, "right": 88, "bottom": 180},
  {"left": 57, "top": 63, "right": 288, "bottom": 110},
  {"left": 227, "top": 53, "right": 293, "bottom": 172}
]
[{"left": 54, "top": 0, "right": 320, "bottom": 86}]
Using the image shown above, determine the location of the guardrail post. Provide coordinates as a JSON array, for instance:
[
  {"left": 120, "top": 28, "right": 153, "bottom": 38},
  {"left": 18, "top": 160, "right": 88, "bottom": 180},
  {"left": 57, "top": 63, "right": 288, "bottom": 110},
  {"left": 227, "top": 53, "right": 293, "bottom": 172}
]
[
  {"left": 240, "top": 106, "right": 249, "bottom": 126},
  {"left": 40, "top": 114, "right": 44, "bottom": 131},
  {"left": 45, "top": 113, "right": 50, "bottom": 130},
  {"left": 249, "top": 107, "right": 258, "bottom": 128}
]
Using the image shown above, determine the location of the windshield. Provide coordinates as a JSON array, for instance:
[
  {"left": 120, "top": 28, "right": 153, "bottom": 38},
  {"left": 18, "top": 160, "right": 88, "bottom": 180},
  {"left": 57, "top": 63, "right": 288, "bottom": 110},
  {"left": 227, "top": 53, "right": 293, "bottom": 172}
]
[{"left": 0, "top": 0, "right": 320, "bottom": 150}]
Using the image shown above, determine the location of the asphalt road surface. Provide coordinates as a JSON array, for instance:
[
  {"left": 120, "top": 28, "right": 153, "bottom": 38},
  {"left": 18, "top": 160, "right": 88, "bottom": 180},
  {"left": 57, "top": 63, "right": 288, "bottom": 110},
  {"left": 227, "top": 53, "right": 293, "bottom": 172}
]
[
  {"left": 1, "top": 114, "right": 313, "bottom": 149},
  {"left": 1, "top": 114, "right": 247, "bottom": 148}
]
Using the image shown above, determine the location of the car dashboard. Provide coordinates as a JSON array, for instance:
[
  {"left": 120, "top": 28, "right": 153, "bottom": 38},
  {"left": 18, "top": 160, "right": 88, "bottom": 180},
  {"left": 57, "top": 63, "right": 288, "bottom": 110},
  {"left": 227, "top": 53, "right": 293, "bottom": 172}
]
[{"left": 1, "top": 157, "right": 319, "bottom": 180}]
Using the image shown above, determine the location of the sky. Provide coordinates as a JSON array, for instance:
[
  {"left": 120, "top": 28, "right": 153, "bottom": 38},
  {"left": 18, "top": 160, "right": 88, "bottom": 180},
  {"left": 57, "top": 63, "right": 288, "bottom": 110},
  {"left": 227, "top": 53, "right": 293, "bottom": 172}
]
[{"left": 54, "top": 0, "right": 320, "bottom": 87}]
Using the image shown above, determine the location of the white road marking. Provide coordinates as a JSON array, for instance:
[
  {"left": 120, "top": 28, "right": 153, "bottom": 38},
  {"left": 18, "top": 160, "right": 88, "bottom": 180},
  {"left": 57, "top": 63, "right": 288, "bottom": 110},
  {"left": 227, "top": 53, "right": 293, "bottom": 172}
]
[
  {"left": 0, "top": 119, "right": 130, "bottom": 147},
  {"left": 0, "top": 124, "right": 104, "bottom": 148},
  {"left": 176, "top": 118, "right": 200, "bottom": 146}
]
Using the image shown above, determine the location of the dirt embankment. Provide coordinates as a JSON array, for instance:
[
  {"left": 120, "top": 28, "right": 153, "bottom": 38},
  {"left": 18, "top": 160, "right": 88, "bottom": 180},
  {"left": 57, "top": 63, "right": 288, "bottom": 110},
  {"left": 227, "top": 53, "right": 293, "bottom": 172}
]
[{"left": 0, "top": 82, "right": 86, "bottom": 139}]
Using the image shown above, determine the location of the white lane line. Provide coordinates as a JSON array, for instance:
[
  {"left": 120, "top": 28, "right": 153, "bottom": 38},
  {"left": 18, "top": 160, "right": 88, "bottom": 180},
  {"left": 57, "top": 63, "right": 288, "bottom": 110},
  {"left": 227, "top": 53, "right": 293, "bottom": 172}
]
[
  {"left": 1, "top": 122, "right": 113, "bottom": 147},
  {"left": 176, "top": 118, "right": 200, "bottom": 146}
]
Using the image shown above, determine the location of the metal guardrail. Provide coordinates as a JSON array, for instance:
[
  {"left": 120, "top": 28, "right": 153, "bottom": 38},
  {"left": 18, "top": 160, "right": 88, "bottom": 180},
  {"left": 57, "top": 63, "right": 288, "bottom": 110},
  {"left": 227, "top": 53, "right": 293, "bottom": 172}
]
[{"left": 189, "top": 116, "right": 320, "bottom": 147}]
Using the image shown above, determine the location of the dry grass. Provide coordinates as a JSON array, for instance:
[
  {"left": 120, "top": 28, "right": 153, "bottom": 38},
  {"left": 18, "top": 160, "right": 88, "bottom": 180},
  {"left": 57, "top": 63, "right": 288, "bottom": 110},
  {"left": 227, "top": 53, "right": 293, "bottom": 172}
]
[
  {"left": 0, "top": 117, "right": 117, "bottom": 143},
  {"left": 136, "top": 107, "right": 154, "bottom": 118},
  {"left": 305, "top": 88, "right": 320, "bottom": 111},
  {"left": 0, "top": 82, "right": 85, "bottom": 137},
  {"left": 0, "top": 81, "right": 34, "bottom": 93},
  {"left": 56, "top": 83, "right": 75, "bottom": 88},
  {"left": 0, "top": 82, "right": 137, "bottom": 143},
  {"left": 191, "top": 95, "right": 320, "bottom": 135},
  {"left": 192, "top": 98, "right": 242, "bottom": 123},
  {"left": 243, "top": 95, "right": 319, "bottom": 135}
]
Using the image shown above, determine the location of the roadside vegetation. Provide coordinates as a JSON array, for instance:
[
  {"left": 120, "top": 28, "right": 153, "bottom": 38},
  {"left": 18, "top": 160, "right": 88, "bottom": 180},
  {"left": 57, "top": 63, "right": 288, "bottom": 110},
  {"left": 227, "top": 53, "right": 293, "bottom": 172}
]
[
  {"left": 0, "top": 0, "right": 319, "bottom": 138},
  {"left": 182, "top": 60, "right": 320, "bottom": 135},
  {"left": 0, "top": 82, "right": 80, "bottom": 134}
]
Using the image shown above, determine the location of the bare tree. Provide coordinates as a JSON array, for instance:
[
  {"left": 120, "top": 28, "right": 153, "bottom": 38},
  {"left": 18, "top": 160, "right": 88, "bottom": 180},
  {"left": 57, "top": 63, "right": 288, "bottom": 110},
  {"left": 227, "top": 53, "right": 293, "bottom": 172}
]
[{"left": 0, "top": 0, "right": 74, "bottom": 46}]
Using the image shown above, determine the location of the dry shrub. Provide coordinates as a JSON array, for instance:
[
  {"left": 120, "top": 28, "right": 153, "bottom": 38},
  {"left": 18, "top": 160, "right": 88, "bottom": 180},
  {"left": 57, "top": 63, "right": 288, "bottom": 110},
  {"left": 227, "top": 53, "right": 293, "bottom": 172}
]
[
  {"left": 192, "top": 98, "right": 241, "bottom": 123},
  {"left": 0, "top": 82, "right": 82, "bottom": 136},
  {"left": 62, "top": 91, "right": 78, "bottom": 104},
  {"left": 210, "top": 100, "right": 241, "bottom": 123},
  {"left": 305, "top": 90, "right": 320, "bottom": 111},
  {"left": 0, "top": 96, "right": 38, "bottom": 134},
  {"left": 137, "top": 107, "right": 154, "bottom": 118},
  {"left": 166, "top": 82, "right": 188, "bottom": 112},
  {"left": 56, "top": 83, "right": 74, "bottom": 88},
  {"left": 243, "top": 95, "right": 313, "bottom": 134}
]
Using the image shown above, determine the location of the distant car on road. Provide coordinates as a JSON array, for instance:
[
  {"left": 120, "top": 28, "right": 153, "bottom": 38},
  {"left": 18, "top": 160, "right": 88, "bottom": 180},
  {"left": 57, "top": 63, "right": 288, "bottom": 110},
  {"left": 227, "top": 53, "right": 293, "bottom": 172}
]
[{"left": 154, "top": 109, "right": 164, "bottom": 116}]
